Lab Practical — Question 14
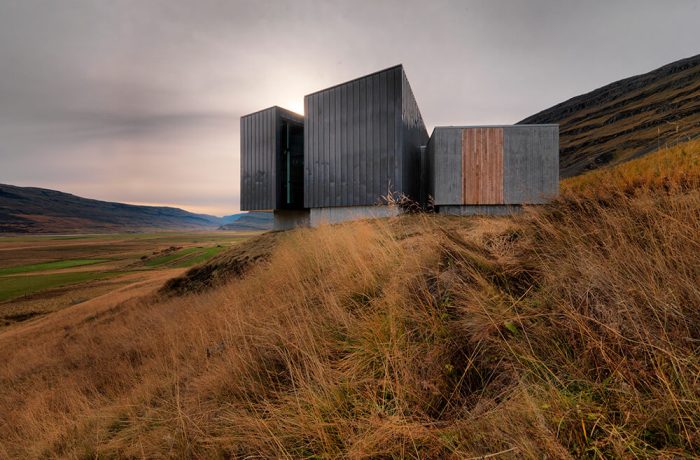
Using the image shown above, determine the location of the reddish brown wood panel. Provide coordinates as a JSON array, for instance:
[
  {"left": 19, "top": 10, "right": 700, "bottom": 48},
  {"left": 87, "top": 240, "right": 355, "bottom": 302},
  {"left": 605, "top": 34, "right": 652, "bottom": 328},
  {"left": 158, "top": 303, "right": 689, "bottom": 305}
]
[{"left": 462, "top": 128, "right": 504, "bottom": 204}]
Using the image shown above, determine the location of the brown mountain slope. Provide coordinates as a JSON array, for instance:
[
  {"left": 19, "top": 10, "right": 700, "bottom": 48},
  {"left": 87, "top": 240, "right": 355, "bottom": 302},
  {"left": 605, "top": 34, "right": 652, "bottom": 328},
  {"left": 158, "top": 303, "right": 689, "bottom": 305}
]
[
  {"left": 520, "top": 53, "right": 700, "bottom": 177},
  {"left": 0, "top": 183, "right": 223, "bottom": 233}
]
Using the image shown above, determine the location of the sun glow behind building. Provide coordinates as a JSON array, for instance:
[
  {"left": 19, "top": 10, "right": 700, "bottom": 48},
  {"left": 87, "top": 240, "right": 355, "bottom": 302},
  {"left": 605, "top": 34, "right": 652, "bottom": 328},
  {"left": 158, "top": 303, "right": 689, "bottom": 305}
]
[{"left": 1, "top": 1, "right": 698, "bottom": 215}]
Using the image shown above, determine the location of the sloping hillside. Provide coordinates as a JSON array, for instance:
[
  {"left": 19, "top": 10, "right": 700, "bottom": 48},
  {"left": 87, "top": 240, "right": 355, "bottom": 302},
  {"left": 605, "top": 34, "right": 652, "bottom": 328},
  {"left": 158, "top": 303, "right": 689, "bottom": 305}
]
[
  {"left": 1, "top": 140, "right": 697, "bottom": 458},
  {"left": 520, "top": 53, "right": 700, "bottom": 177},
  {"left": 0, "top": 184, "right": 225, "bottom": 233},
  {"left": 218, "top": 211, "right": 273, "bottom": 231}
]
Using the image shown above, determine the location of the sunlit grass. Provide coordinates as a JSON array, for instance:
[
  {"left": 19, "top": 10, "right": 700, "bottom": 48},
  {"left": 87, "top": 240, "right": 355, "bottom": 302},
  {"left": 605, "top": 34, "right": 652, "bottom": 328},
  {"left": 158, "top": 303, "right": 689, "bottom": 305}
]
[
  {"left": 0, "top": 141, "right": 698, "bottom": 457},
  {"left": 172, "top": 246, "right": 228, "bottom": 268},
  {"left": 562, "top": 139, "right": 700, "bottom": 197}
]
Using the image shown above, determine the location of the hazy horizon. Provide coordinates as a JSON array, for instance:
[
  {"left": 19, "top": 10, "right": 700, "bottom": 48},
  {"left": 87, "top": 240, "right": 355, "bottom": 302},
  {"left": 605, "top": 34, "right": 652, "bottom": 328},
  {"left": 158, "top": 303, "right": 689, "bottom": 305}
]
[{"left": 1, "top": 0, "right": 699, "bottom": 216}]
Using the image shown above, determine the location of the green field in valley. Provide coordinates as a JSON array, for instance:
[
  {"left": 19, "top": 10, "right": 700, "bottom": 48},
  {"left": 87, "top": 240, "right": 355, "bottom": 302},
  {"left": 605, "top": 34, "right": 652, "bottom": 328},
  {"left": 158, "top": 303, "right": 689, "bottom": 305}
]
[
  {"left": 145, "top": 245, "right": 229, "bottom": 268},
  {"left": 0, "top": 271, "right": 122, "bottom": 302},
  {"left": 0, "top": 231, "right": 259, "bottom": 323},
  {"left": 0, "top": 259, "right": 109, "bottom": 276}
]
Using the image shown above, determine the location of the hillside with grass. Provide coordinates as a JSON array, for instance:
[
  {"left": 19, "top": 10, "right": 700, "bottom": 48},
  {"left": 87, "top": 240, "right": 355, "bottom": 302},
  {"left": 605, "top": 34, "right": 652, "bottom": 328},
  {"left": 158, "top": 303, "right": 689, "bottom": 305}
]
[
  {"left": 218, "top": 211, "right": 273, "bottom": 231},
  {"left": 520, "top": 53, "right": 700, "bottom": 177},
  {"left": 0, "top": 140, "right": 699, "bottom": 458},
  {"left": 0, "top": 184, "right": 233, "bottom": 233}
]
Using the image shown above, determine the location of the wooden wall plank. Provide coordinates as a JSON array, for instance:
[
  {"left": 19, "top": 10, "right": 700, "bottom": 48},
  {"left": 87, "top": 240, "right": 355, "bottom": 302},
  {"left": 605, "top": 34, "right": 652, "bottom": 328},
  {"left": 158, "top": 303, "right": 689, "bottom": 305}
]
[
  {"left": 461, "top": 127, "right": 504, "bottom": 204},
  {"left": 400, "top": 68, "right": 430, "bottom": 201},
  {"left": 430, "top": 127, "right": 462, "bottom": 205}
]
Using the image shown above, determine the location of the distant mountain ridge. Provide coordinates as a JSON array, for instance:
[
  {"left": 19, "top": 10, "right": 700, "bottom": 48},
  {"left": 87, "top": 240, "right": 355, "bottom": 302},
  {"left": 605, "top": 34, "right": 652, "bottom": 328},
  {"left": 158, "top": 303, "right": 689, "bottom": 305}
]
[
  {"left": 218, "top": 212, "right": 273, "bottom": 231},
  {"left": 0, "top": 184, "right": 270, "bottom": 233},
  {"left": 520, "top": 53, "right": 700, "bottom": 177}
]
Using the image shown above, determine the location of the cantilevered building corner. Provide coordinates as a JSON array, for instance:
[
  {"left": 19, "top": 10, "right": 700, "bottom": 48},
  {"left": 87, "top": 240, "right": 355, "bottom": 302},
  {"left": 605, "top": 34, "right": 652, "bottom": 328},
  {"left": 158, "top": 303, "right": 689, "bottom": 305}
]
[{"left": 239, "top": 106, "right": 306, "bottom": 230}]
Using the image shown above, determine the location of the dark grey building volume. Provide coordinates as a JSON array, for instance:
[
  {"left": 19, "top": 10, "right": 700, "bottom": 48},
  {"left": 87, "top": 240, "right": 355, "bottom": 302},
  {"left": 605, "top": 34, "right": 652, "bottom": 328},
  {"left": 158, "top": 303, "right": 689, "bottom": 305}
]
[{"left": 240, "top": 65, "right": 559, "bottom": 229}]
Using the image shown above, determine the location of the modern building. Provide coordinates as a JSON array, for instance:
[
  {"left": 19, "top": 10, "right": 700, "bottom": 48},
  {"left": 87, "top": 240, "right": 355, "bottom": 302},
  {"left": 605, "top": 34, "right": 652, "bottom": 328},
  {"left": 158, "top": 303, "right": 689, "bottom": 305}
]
[
  {"left": 426, "top": 125, "right": 559, "bottom": 215},
  {"left": 240, "top": 65, "right": 559, "bottom": 229},
  {"left": 239, "top": 106, "right": 307, "bottom": 228}
]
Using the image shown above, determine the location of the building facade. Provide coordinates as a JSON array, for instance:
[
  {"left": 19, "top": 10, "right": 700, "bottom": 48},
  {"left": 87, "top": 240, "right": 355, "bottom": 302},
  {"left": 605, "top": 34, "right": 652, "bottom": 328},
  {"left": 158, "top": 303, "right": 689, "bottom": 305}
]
[
  {"left": 240, "top": 106, "right": 304, "bottom": 211},
  {"left": 240, "top": 65, "right": 559, "bottom": 228},
  {"left": 426, "top": 125, "right": 559, "bottom": 215}
]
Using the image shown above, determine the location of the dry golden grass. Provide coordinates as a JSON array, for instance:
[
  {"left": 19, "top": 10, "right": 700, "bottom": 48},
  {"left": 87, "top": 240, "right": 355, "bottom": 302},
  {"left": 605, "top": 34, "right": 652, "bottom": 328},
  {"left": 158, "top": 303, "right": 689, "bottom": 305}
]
[
  {"left": 562, "top": 139, "right": 700, "bottom": 198},
  {"left": 0, "top": 140, "right": 699, "bottom": 458}
]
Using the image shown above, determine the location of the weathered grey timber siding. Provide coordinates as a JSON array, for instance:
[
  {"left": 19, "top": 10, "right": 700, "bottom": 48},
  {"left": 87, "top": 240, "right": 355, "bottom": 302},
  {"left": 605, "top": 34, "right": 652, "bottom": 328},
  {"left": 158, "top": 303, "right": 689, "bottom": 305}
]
[
  {"left": 240, "top": 106, "right": 303, "bottom": 211},
  {"left": 425, "top": 137, "right": 434, "bottom": 205},
  {"left": 304, "top": 65, "right": 427, "bottom": 208},
  {"left": 503, "top": 126, "right": 559, "bottom": 204},
  {"left": 427, "top": 125, "right": 559, "bottom": 206},
  {"left": 427, "top": 127, "right": 463, "bottom": 205}
]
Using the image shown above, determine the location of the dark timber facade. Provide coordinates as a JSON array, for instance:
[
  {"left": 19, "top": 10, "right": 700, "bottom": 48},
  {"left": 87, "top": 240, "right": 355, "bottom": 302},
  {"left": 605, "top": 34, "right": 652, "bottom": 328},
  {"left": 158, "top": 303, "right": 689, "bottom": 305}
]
[
  {"left": 304, "top": 65, "right": 428, "bottom": 209},
  {"left": 240, "top": 65, "right": 559, "bottom": 228},
  {"left": 240, "top": 106, "right": 304, "bottom": 211}
]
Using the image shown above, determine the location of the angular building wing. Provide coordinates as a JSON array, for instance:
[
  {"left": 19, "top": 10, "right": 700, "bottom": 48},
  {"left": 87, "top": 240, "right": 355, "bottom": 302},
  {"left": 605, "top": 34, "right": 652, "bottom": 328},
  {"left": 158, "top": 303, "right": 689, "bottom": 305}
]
[
  {"left": 426, "top": 125, "right": 559, "bottom": 214},
  {"left": 303, "top": 65, "right": 428, "bottom": 209},
  {"left": 239, "top": 66, "right": 560, "bottom": 227},
  {"left": 240, "top": 106, "right": 304, "bottom": 211}
]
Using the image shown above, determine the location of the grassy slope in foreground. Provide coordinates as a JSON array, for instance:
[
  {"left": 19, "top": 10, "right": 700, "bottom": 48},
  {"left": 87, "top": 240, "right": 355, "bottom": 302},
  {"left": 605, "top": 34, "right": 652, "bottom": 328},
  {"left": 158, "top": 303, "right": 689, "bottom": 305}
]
[{"left": 0, "top": 141, "right": 699, "bottom": 458}]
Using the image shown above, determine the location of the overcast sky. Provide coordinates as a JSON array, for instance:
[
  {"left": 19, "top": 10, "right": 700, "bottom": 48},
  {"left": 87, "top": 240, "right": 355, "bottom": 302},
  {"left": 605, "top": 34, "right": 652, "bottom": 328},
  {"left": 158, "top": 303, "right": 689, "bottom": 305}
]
[{"left": 1, "top": 0, "right": 698, "bottom": 215}]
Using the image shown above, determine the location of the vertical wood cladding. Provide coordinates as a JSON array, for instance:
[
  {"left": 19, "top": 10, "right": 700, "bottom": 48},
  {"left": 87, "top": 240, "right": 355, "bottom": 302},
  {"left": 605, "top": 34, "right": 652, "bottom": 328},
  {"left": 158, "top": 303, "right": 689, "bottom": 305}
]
[
  {"left": 427, "top": 127, "right": 462, "bottom": 205},
  {"left": 240, "top": 107, "right": 303, "bottom": 211},
  {"left": 428, "top": 125, "right": 559, "bottom": 206},
  {"left": 401, "top": 70, "right": 429, "bottom": 202},
  {"left": 240, "top": 108, "right": 276, "bottom": 210},
  {"left": 462, "top": 127, "right": 504, "bottom": 204},
  {"left": 304, "top": 65, "right": 428, "bottom": 208},
  {"left": 240, "top": 68, "right": 557, "bottom": 215}
]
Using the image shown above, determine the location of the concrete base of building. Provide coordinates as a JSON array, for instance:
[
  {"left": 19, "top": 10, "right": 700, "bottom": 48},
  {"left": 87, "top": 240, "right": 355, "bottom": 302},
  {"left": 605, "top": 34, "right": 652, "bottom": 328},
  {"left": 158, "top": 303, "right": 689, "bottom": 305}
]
[
  {"left": 273, "top": 209, "right": 310, "bottom": 231},
  {"left": 438, "top": 204, "right": 523, "bottom": 216},
  {"left": 309, "top": 205, "right": 401, "bottom": 227}
]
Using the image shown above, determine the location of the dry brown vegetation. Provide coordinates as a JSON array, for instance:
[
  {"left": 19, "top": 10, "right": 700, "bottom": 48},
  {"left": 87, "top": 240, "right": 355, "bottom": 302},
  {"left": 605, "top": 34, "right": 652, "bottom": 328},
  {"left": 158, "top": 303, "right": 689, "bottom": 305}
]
[{"left": 1, "top": 141, "right": 699, "bottom": 458}]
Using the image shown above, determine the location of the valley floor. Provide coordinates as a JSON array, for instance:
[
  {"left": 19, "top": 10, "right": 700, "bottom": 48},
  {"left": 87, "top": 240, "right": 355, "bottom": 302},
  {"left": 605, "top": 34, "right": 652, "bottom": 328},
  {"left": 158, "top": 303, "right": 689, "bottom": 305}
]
[{"left": 0, "top": 232, "right": 257, "bottom": 330}]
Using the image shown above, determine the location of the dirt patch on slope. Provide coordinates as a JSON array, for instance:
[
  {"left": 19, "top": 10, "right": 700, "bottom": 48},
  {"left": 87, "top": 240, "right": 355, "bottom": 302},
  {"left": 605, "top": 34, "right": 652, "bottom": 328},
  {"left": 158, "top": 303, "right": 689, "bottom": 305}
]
[{"left": 160, "top": 231, "right": 282, "bottom": 296}]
